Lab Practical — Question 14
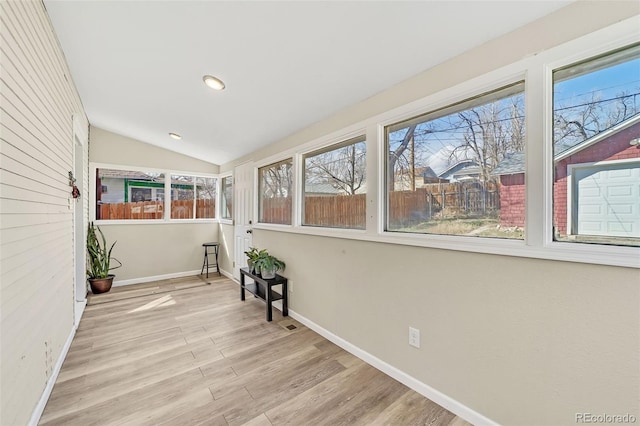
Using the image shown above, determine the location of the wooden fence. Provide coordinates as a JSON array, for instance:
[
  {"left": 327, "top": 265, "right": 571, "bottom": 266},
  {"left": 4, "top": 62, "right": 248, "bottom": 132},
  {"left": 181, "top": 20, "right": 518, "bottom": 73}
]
[
  {"left": 260, "top": 197, "right": 292, "bottom": 224},
  {"left": 389, "top": 182, "right": 500, "bottom": 226},
  {"left": 260, "top": 182, "right": 499, "bottom": 227},
  {"left": 304, "top": 194, "right": 366, "bottom": 228},
  {"left": 97, "top": 199, "right": 215, "bottom": 220}
]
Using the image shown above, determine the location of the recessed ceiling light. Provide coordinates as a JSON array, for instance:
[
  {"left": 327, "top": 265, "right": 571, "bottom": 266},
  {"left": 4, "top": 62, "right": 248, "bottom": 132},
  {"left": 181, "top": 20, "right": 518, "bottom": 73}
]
[
  {"left": 169, "top": 132, "right": 182, "bottom": 140},
  {"left": 203, "top": 75, "right": 225, "bottom": 91}
]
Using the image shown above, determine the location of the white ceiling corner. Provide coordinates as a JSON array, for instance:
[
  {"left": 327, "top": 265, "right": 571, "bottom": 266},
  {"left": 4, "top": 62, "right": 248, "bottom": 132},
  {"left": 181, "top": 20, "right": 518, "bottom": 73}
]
[{"left": 45, "top": 0, "right": 576, "bottom": 166}]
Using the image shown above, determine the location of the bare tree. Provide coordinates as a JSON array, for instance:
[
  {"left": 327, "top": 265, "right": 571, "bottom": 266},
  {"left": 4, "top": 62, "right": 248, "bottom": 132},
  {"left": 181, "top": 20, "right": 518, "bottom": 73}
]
[
  {"left": 554, "top": 91, "right": 638, "bottom": 151},
  {"left": 306, "top": 142, "right": 366, "bottom": 195},
  {"left": 387, "top": 124, "right": 417, "bottom": 191},
  {"left": 449, "top": 94, "right": 525, "bottom": 182},
  {"left": 261, "top": 161, "right": 292, "bottom": 198}
]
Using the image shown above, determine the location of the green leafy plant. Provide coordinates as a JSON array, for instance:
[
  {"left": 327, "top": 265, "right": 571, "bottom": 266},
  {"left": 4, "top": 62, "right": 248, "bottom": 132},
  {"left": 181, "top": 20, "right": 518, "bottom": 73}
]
[
  {"left": 243, "top": 247, "right": 267, "bottom": 263},
  {"left": 87, "top": 222, "right": 122, "bottom": 279},
  {"left": 244, "top": 247, "right": 269, "bottom": 273},
  {"left": 253, "top": 254, "right": 285, "bottom": 278}
]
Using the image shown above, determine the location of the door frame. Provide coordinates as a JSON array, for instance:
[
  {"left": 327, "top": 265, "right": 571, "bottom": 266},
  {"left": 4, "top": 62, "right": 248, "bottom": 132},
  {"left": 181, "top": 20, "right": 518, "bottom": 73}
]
[
  {"left": 72, "top": 115, "right": 88, "bottom": 326},
  {"left": 233, "top": 161, "right": 254, "bottom": 280}
]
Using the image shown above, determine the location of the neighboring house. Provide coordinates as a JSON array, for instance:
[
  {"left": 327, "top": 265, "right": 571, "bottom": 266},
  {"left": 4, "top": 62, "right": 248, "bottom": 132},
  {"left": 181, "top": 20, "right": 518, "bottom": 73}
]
[
  {"left": 97, "top": 169, "right": 165, "bottom": 204},
  {"left": 438, "top": 160, "right": 481, "bottom": 182},
  {"left": 304, "top": 182, "right": 341, "bottom": 196},
  {"left": 422, "top": 166, "right": 448, "bottom": 184},
  {"left": 493, "top": 116, "right": 640, "bottom": 237}
]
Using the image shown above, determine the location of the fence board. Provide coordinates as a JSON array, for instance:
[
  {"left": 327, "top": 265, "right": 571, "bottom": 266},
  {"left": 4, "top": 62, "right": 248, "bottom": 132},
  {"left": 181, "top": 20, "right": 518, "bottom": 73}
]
[
  {"left": 97, "top": 199, "right": 215, "bottom": 220},
  {"left": 260, "top": 182, "right": 499, "bottom": 227},
  {"left": 304, "top": 194, "right": 366, "bottom": 228}
]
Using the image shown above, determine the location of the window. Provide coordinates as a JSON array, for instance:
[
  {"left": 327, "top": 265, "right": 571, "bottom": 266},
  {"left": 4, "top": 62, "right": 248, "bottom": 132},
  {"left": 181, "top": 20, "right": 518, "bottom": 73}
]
[
  {"left": 259, "top": 159, "right": 293, "bottom": 225},
  {"left": 171, "top": 175, "right": 217, "bottom": 220},
  {"left": 221, "top": 176, "right": 233, "bottom": 220},
  {"left": 303, "top": 136, "right": 366, "bottom": 229},
  {"left": 96, "top": 168, "right": 165, "bottom": 220},
  {"left": 385, "top": 83, "right": 525, "bottom": 239},
  {"left": 93, "top": 166, "right": 217, "bottom": 222},
  {"left": 552, "top": 44, "right": 640, "bottom": 247}
]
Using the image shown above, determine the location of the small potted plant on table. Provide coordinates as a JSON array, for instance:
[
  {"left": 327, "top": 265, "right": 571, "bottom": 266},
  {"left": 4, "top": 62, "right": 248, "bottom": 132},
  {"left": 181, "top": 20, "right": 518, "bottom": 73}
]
[
  {"left": 253, "top": 254, "right": 285, "bottom": 279},
  {"left": 87, "top": 222, "right": 122, "bottom": 294},
  {"left": 244, "top": 247, "right": 267, "bottom": 275}
]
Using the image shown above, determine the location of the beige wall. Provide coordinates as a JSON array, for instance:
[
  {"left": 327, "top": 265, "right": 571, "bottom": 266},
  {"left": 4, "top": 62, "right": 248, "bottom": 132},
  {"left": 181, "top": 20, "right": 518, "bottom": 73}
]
[
  {"left": 0, "top": 1, "right": 89, "bottom": 424},
  {"left": 90, "top": 126, "right": 219, "bottom": 173},
  {"left": 218, "top": 223, "right": 235, "bottom": 275},
  {"left": 101, "top": 223, "right": 217, "bottom": 282},
  {"left": 253, "top": 231, "right": 639, "bottom": 425},
  {"left": 223, "top": 3, "right": 640, "bottom": 425},
  {"left": 89, "top": 127, "right": 219, "bottom": 282}
]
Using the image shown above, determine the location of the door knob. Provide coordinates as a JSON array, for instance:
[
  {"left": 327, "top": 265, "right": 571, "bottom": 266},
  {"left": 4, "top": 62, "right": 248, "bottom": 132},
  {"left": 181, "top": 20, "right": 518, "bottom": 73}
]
[{"left": 246, "top": 229, "right": 252, "bottom": 234}]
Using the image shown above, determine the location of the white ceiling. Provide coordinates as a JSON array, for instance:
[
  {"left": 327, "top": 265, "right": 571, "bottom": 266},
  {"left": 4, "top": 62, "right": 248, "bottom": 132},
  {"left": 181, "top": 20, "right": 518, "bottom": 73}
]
[{"left": 45, "top": 0, "right": 575, "bottom": 166}]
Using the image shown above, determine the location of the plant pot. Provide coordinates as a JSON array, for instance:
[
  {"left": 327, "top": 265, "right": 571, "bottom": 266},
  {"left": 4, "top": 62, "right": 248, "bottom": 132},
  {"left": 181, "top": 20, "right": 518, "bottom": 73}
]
[
  {"left": 261, "top": 267, "right": 276, "bottom": 279},
  {"left": 88, "top": 275, "right": 115, "bottom": 294}
]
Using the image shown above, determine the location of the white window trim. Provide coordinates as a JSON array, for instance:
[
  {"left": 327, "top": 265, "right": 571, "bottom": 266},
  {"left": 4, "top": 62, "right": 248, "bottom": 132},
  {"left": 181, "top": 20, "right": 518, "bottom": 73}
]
[
  {"left": 300, "top": 134, "right": 367, "bottom": 230},
  {"left": 219, "top": 172, "right": 233, "bottom": 224},
  {"left": 254, "top": 156, "right": 298, "bottom": 227},
  {"left": 252, "top": 16, "right": 639, "bottom": 268},
  {"left": 90, "top": 162, "right": 219, "bottom": 224}
]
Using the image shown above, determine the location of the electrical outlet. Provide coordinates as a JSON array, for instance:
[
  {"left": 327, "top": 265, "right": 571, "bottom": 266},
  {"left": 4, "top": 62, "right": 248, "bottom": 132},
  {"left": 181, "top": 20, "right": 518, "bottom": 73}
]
[
  {"left": 409, "top": 327, "right": 420, "bottom": 348},
  {"left": 288, "top": 280, "right": 293, "bottom": 293}
]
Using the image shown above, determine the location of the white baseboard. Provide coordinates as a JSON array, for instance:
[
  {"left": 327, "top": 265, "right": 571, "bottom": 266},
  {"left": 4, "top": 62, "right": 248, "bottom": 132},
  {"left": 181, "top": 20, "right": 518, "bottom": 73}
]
[
  {"left": 29, "top": 321, "right": 78, "bottom": 426},
  {"left": 287, "top": 309, "right": 497, "bottom": 426},
  {"left": 74, "top": 299, "right": 87, "bottom": 328},
  {"left": 219, "top": 268, "right": 235, "bottom": 280},
  {"left": 113, "top": 269, "right": 202, "bottom": 287}
]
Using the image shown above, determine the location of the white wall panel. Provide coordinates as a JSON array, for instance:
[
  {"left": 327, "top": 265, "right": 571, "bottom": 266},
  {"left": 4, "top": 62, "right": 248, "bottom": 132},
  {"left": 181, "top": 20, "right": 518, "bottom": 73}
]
[{"left": 0, "top": 1, "right": 88, "bottom": 424}]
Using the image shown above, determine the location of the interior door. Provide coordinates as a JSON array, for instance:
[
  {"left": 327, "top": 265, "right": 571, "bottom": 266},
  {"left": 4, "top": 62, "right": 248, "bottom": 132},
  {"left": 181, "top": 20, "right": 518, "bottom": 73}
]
[{"left": 233, "top": 162, "right": 254, "bottom": 280}]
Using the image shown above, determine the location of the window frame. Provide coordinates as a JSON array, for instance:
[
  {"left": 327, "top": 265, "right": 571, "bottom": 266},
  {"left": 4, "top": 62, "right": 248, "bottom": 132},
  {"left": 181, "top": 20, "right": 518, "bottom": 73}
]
[
  {"left": 301, "top": 135, "right": 367, "bottom": 230},
  {"left": 219, "top": 173, "right": 234, "bottom": 224},
  {"left": 257, "top": 158, "right": 295, "bottom": 226},
  {"left": 90, "top": 162, "right": 219, "bottom": 224},
  {"left": 251, "top": 18, "right": 640, "bottom": 268},
  {"left": 550, "top": 44, "right": 640, "bottom": 247},
  {"left": 383, "top": 81, "right": 526, "bottom": 239}
]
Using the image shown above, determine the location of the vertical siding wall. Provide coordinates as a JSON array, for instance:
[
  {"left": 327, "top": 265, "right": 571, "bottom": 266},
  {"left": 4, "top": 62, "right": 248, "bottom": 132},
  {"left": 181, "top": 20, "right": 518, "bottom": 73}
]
[{"left": 0, "top": 1, "right": 88, "bottom": 424}]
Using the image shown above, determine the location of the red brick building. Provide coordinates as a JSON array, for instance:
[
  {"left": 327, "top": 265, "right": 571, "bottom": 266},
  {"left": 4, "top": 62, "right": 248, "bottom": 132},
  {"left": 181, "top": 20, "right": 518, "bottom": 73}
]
[{"left": 493, "top": 116, "right": 640, "bottom": 238}]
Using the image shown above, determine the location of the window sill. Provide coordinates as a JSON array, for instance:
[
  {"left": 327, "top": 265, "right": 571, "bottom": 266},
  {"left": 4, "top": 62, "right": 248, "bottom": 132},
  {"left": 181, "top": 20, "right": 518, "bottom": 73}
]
[
  {"left": 252, "top": 223, "right": 639, "bottom": 268},
  {"left": 94, "top": 219, "right": 219, "bottom": 226}
]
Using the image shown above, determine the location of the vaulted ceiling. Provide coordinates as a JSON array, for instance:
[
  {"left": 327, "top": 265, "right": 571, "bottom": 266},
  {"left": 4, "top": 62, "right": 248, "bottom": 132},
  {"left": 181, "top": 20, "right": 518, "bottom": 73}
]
[{"left": 45, "top": 1, "right": 575, "bottom": 165}]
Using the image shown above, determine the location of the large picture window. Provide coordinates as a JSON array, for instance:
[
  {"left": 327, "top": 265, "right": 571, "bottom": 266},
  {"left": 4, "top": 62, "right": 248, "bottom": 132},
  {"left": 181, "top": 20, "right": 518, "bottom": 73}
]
[
  {"left": 552, "top": 44, "right": 639, "bottom": 247},
  {"left": 385, "top": 83, "right": 525, "bottom": 239},
  {"left": 303, "top": 136, "right": 366, "bottom": 229},
  {"left": 96, "top": 168, "right": 165, "bottom": 220},
  {"left": 259, "top": 159, "right": 293, "bottom": 225},
  {"left": 94, "top": 166, "right": 216, "bottom": 221}
]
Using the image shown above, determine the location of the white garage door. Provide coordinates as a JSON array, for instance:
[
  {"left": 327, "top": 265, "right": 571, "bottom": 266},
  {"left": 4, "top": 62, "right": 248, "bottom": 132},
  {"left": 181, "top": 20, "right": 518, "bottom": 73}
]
[{"left": 574, "top": 161, "right": 640, "bottom": 238}]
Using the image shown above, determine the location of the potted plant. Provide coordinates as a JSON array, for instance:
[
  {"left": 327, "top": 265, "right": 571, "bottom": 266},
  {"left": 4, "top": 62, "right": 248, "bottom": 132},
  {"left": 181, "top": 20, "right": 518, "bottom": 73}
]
[
  {"left": 87, "top": 222, "right": 121, "bottom": 294},
  {"left": 244, "top": 247, "right": 267, "bottom": 275},
  {"left": 253, "top": 254, "right": 285, "bottom": 279}
]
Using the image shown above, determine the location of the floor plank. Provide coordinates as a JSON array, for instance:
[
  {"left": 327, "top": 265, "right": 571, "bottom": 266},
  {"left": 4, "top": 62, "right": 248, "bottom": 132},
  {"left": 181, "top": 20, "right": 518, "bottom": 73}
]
[{"left": 40, "top": 275, "right": 471, "bottom": 426}]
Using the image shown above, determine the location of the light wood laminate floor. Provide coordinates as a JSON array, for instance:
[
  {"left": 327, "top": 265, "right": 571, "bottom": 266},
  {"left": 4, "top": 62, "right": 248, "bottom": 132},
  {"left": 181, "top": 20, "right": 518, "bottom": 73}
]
[{"left": 40, "top": 275, "right": 471, "bottom": 426}]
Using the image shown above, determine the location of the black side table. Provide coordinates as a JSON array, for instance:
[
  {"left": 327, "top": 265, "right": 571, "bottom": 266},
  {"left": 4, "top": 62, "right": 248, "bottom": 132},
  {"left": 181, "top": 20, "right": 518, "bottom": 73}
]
[
  {"left": 240, "top": 267, "right": 288, "bottom": 322},
  {"left": 201, "top": 242, "right": 220, "bottom": 278}
]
